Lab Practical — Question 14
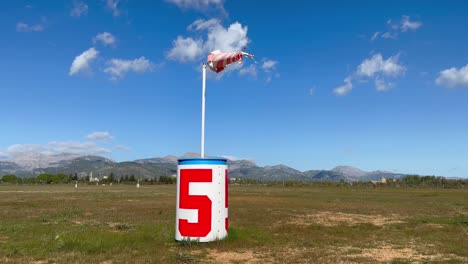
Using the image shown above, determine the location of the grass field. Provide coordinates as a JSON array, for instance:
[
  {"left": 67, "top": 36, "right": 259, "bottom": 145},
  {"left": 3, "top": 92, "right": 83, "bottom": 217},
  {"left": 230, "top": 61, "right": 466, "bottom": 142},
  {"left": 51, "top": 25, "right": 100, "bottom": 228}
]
[{"left": 0, "top": 184, "right": 467, "bottom": 263}]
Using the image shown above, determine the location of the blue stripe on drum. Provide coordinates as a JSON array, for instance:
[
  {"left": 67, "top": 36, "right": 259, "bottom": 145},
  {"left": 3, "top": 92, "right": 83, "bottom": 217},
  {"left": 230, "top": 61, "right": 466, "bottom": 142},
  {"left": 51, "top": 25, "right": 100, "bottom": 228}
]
[{"left": 178, "top": 158, "right": 227, "bottom": 165}]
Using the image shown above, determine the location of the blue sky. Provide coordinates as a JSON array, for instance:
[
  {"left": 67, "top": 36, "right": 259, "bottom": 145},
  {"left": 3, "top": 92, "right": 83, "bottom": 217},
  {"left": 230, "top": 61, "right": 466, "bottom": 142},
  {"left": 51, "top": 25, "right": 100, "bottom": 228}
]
[{"left": 1, "top": 0, "right": 468, "bottom": 177}]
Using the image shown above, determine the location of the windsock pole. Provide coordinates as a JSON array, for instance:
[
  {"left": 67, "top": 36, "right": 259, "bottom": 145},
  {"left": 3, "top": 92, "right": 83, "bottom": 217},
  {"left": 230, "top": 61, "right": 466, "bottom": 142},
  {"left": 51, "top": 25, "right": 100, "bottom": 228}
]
[{"left": 201, "top": 64, "right": 207, "bottom": 158}]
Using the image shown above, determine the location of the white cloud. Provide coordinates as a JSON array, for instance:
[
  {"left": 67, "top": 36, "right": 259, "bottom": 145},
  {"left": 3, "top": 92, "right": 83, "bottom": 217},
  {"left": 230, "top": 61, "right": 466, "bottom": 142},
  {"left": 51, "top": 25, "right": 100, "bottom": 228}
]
[
  {"left": 401, "top": 15, "right": 423, "bottom": 32},
  {"left": 167, "top": 19, "right": 249, "bottom": 63},
  {"left": 334, "top": 53, "right": 405, "bottom": 95},
  {"left": 381, "top": 32, "right": 397, "bottom": 39},
  {"left": 167, "top": 36, "right": 204, "bottom": 62},
  {"left": 262, "top": 59, "right": 278, "bottom": 72},
  {"left": 334, "top": 77, "right": 353, "bottom": 96},
  {"left": 372, "top": 15, "right": 422, "bottom": 41},
  {"left": 239, "top": 64, "right": 257, "bottom": 78},
  {"left": 188, "top": 18, "right": 220, "bottom": 31},
  {"left": 435, "top": 64, "right": 468, "bottom": 88},
  {"left": 205, "top": 21, "right": 249, "bottom": 53},
  {"left": 371, "top": 32, "right": 380, "bottom": 41},
  {"left": 375, "top": 78, "right": 394, "bottom": 91},
  {"left": 106, "top": 0, "right": 121, "bottom": 16},
  {"left": 356, "top": 54, "right": 405, "bottom": 78},
  {"left": 69, "top": 47, "right": 99, "bottom": 76},
  {"left": 86, "top": 131, "right": 113, "bottom": 140},
  {"left": 260, "top": 59, "right": 280, "bottom": 83},
  {"left": 93, "top": 32, "right": 117, "bottom": 46},
  {"left": 16, "top": 22, "right": 45, "bottom": 32},
  {"left": 5, "top": 141, "right": 111, "bottom": 157},
  {"left": 166, "top": 0, "right": 224, "bottom": 12},
  {"left": 104, "top": 57, "right": 154, "bottom": 80},
  {"left": 70, "top": 0, "right": 88, "bottom": 17}
]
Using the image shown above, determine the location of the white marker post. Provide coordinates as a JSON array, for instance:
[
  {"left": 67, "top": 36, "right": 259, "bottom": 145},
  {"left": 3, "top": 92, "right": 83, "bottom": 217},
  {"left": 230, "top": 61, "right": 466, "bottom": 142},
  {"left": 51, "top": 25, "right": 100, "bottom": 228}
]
[{"left": 201, "top": 64, "right": 207, "bottom": 159}]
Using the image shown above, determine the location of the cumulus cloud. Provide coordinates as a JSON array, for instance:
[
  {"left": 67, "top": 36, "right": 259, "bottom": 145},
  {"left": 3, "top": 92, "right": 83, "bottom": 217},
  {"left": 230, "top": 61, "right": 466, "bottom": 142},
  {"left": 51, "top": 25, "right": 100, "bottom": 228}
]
[
  {"left": 238, "top": 64, "right": 257, "bottom": 78},
  {"left": 69, "top": 47, "right": 99, "bottom": 76},
  {"left": 5, "top": 141, "right": 111, "bottom": 157},
  {"left": 106, "top": 0, "right": 121, "bottom": 16},
  {"left": 167, "top": 37, "right": 204, "bottom": 62},
  {"left": 334, "top": 77, "right": 353, "bottom": 96},
  {"left": 371, "top": 32, "right": 380, "bottom": 41},
  {"left": 70, "top": 0, "right": 88, "bottom": 17},
  {"left": 86, "top": 131, "right": 113, "bottom": 140},
  {"left": 93, "top": 32, "right": 117, "bottom": 46},
  {"left": 356, "top": 54, "right": 406, "bottom": 78},
  {"left": 16, "top": 22, "right": 45, "bottom": 32},
  {"left": 167, "top": 19, "right": 249, "bottom": 63},
  {"left": 435, "top": 64, "right": 468, "bottom": 88},
  {"left": 166, "top": 0, "right": 225, "bottom": 12},
  {"left": 104, "top": 57, "right": 154, "bottom": 80},
  {"left": 333, "top": 53, "right": 405, "bottom": 95}
]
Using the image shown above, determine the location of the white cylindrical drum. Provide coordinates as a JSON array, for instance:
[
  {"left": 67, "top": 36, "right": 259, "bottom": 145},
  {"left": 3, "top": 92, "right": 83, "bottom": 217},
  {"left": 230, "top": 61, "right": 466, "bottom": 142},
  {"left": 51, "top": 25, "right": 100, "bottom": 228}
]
[{"left": 175, "top": 158, "right": 228, "bottom": 242}]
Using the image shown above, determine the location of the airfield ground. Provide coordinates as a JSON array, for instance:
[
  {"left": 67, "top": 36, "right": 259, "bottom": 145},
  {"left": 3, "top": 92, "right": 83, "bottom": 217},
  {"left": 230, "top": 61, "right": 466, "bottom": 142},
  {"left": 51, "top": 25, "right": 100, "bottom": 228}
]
[{"left": 0, "top": 184, "right": 467, "bottom": 263}]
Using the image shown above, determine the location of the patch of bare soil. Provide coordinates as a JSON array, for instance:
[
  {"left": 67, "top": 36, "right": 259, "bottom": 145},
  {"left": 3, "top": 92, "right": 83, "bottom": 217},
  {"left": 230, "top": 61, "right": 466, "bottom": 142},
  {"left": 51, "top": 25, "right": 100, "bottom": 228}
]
[
  {"left": 206, "top": 250, "right": 265, "bottom": 264},
  {"left": 286, "top": 211, "right": 404, "bottom": 226},
  {"left": 0, "top": 235, "right": 9, "bottom": 244},
  {"left": 106, "top": 222, "right": 131, "bottom": 231},
  {"left": 344, "top": 244, "right": 467, "bottom": 263}
]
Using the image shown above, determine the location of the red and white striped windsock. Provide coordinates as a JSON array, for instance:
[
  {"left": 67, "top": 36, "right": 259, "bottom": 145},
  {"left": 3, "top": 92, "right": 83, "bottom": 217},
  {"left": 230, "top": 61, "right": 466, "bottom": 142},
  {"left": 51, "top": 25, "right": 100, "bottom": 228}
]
[{"left": 207, "top": 50, "right": 254, "bottom": 73}]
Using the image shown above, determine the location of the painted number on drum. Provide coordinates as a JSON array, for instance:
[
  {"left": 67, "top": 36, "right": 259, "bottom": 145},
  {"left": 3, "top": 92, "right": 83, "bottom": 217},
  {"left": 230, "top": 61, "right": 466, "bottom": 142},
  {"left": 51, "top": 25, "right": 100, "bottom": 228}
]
[{"left": 178, "top": 169, "right": 212, "bottom": 237}]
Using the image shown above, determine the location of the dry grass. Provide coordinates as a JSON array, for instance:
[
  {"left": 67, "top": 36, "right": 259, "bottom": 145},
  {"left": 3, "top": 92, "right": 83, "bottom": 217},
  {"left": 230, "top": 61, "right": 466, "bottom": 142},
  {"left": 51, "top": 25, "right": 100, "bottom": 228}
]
[{"left": 0, "top": 184, "right": 467, "bottom": 263}]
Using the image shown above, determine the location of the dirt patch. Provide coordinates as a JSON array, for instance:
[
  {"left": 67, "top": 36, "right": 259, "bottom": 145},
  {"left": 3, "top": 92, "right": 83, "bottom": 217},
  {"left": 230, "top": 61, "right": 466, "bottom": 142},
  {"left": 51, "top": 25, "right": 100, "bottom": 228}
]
[
  {"left": 424, "top": 223, "right": 445, "bottom": 229},
  {"left": 345, "top": 244, "right": 467, "bottom": 263},
  {"left": 206, "top": 250, "right": 264, "bottom": 264},
  {"left": 0, "top": 236, "right": 9, "bottom": 244},
  {"left": 106, "top": 222, "right": 131, "bottom": 231},
  {"left": 286, "top": 211, "right": 404, "bottom": 226}
]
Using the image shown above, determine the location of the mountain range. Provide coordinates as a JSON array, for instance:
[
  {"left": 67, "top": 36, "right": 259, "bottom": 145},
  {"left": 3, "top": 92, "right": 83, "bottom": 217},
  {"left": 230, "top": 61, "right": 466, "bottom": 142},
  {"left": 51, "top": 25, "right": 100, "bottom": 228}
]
[{"left": 0, "top": 152, "right": 405, "bottom": 182}]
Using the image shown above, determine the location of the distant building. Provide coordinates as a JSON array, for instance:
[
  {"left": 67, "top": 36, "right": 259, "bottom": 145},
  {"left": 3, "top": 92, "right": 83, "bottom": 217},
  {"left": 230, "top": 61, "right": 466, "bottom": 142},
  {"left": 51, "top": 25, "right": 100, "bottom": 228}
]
[{"left": 380, "top": 177, "right": 387, "bottom": 184}]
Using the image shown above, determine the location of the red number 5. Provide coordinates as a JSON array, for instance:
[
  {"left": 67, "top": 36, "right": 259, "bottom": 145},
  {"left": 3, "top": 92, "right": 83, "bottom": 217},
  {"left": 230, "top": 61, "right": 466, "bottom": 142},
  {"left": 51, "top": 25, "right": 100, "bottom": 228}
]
[{"left": 179, "top": 169, "right": 212, "bottom": 237}]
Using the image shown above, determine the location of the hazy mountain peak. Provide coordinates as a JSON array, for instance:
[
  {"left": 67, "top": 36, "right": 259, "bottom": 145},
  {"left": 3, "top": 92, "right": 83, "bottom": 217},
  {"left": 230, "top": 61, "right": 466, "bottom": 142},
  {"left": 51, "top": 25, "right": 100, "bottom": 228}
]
[
  {"left": 332, "top": 165, "right": 368, "bottom": 178},
  {"left": 10, "top": 152, "right": 82, "bottom": 171}
]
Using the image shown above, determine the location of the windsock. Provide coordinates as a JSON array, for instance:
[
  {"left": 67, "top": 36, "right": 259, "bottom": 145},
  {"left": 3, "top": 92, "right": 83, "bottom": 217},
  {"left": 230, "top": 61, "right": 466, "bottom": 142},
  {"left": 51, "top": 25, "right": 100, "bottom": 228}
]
[{"left": 207, "top": 50, "right": 254, "bottom": 73}]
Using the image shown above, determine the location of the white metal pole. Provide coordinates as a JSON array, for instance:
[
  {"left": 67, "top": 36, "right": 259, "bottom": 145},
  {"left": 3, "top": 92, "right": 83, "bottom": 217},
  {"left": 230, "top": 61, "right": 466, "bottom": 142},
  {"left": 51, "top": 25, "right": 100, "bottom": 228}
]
[{"left": 201, "top": 64, "right": 207, "bottom": 158}]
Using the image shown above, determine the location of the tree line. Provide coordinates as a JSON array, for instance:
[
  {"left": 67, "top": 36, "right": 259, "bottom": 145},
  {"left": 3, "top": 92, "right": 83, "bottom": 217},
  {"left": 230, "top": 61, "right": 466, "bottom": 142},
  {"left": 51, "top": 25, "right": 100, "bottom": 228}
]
[
  {"left": 1, "top": 174, "right": 465, "bottom": 188},
  {"left": 230, "top": 175, "right": 467, "bottom": 189},
  {"left": 0, "top": 173, "right": 176, "bottom": 185}
]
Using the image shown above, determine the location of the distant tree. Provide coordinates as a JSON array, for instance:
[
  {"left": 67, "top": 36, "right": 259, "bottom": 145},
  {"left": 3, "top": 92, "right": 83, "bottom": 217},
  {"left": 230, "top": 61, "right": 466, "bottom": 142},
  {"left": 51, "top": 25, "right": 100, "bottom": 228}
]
[
  {"left": 159, "top": 175, "right": 176, "bottom": 184},
  {"left": 36, "top": 173, "right": 70, "bottom": 184},
  {"left": 129, "top": 174, "right": 136, "bottom": 182},
  {"left": 71, "top": 173, "right": 78, "bottom": 181},
  {"left": 109, "top": 172, "right": 115, "bottom": 182},
  {"left": 1, "top": 175, "right": 18, "bottom": 183}
]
